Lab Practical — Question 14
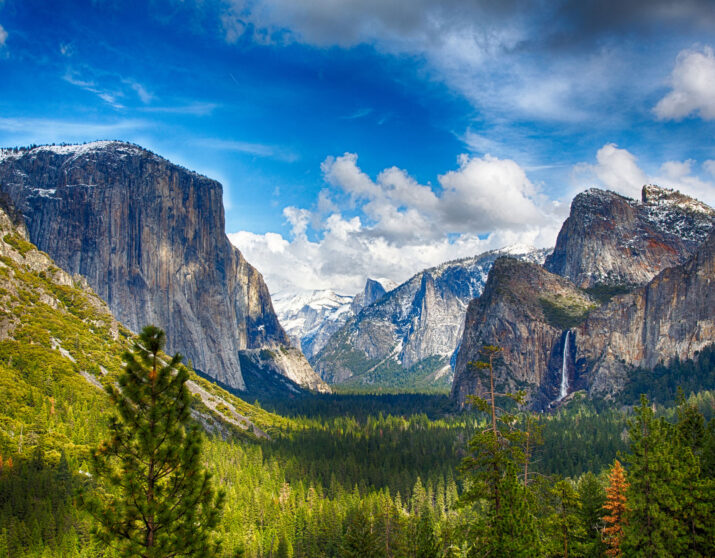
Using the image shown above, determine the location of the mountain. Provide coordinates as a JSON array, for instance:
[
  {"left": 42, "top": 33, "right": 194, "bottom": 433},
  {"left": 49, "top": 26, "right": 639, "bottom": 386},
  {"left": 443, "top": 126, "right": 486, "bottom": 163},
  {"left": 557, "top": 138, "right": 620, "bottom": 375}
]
[
  {"left": 272, "top": 277, "right": 396, "bottom": 361},
  {"left": 544, "top": 185, "right": 714, "bottom": 288},
  {"left": 0, "top": 197, "right": 286, "bottom": 459},
  {"left": 450, "top": 257, "right": 598, "bottom": 408},
  {"left": 350, "top": 278, "right": 397, "bottom": 314},
  {"left": 0, "top": 141, "right": 328, "bottom": 394},
  {"left": 451, "top": 186, "right": 714, "bottom": 408},
  {"left": 313, "top": 246, "right": 549, "bottom": 390},
  {"left": 575, "top": 229, "right": 714, "bottom": 397}
]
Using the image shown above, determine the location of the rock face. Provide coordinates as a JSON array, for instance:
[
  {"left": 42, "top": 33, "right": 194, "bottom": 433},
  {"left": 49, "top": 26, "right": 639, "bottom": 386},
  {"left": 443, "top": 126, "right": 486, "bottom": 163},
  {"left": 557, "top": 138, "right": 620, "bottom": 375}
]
[
  {"left": 350, "top": 278, "right": 396, "bottom": 314},
  {"left": 0, "top": 142, "right": 327, "bottom": 393},
  {"left": 544, "top": 185, "right": 714, "bottom": 288},
  {"left": 314, "top": 246, "right": 548, "bottom": 390},
  {"left": 272, "top": 278, "right": 395, "bottom": 362},
  {"left": 450, "top": 258, "right": 597, "bottom": 408},
  {"left": 574, "top": 230, "right": 715, "bottom": 396},
  {"left": 452, "top": 186, "right": 714, "bottom": 408}
]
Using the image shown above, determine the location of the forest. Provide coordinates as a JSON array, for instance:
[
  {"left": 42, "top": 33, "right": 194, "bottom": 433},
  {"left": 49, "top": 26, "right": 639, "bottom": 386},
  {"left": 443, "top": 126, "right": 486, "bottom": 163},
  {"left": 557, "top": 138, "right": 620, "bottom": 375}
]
[{"left": 1, "top": 333, "right": 714, "bottom": 557}]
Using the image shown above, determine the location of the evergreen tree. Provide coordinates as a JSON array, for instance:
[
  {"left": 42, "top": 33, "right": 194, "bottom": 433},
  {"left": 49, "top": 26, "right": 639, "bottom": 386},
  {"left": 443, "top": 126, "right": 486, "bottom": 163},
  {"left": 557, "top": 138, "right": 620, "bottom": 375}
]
[
  {"left": 602, "top": 460, "right": 627, "bottom": 558},
  {"left": 87, "top": 325, "right": 224, "bottom": 558},
  {"left": 576, "top": 472, "right": 606, "bottom": 558},
  {"left": 414, "top": 508, "right": 440, "bottom": 558},
  {"left": 459, "top": 346, "right": 541, "bottom": 557},
  {"left": 674, "top": 393, "right": 715, "bottom": 556},
  {"left": 622, "top": 395, "right": 693, "bottom": 557},
  {"left": 342, "top": 506, "right": 380, "bottom": 558},
  {"left": 546, "top": 479, "right": 585, "bottom": 558}
]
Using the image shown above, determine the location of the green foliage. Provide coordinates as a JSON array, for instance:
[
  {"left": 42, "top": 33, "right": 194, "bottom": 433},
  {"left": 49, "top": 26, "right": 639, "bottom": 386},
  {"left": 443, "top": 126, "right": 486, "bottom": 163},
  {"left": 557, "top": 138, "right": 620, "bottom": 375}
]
[
  {"left": 616, "top": 344, "right": 715, "bottom": 406},
  {"left": 2, "top": 233, "right": 34, "bottom": 256},
  {"left": 458, "top": 346, "right": 542, "bottom": 556},
  {"left": 583, "top": 283, "right": 633, "bottom": 305},
  {"left": 87, "top": 326, "right": 224, "bottom": 558},
  {"left": 539, "top": 294, "right": 596, "bottom": 329},
  {"left": 576, "top": 472, "right": 606, "bottom": 557},
  {"left": 622, "top": 394, "right": 714, "bottom": 557}
]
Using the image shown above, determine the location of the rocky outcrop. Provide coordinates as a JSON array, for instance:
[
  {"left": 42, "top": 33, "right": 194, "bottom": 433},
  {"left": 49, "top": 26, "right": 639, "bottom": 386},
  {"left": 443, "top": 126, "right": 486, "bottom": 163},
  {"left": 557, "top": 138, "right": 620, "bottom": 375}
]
[
  {"left": 0, "top": 141, "right": 327, "bottom": 393},
  {"left": 314, "top": 246, "right": 548, "bottom": 389},
  {"left": 450, "top": 258, "right": 597, "bottom": 408},
  {"left": 545, "top": 185, "right": 713, "bottom": 288},
  {"left": 574, "top": 230, "right": 715, "bottom": 396},
  {"left": 350, "top": 278, "right": 395, "bottom": 314}
]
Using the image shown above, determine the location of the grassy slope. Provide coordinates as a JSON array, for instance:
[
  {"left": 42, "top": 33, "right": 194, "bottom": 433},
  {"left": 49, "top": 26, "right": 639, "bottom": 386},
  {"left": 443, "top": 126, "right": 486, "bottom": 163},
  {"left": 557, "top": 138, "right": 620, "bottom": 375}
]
[{"left": 0, "top": 217, "right": 289, "bottom": 467}]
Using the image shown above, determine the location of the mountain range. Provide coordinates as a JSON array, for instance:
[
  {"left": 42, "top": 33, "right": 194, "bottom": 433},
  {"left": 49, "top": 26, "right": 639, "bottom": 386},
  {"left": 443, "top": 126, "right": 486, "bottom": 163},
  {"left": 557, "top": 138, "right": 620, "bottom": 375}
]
[
  {"left": 1, "top": 141, "right": 712, "bottom": 405},
  {"left": 312, "top": 245, "right": 549, "bottom": 390}
]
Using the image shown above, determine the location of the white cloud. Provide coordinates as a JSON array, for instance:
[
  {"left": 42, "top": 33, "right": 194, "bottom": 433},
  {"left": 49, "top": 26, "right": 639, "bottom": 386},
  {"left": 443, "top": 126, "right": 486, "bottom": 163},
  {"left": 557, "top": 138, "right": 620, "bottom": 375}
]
[
  {"left": 573, "top": 142, "right": 715, "bottom": 206},
  {"left": 0, "top": 24, "right": 7, "bottom": 48},
  {"left": 589, "top": 143, "right": 649, "bottom": 198},
  {"left": 704, "top": 160, "right": 715, "bottom": 177},
  {"left": 439, "top": 154, "right": 547, "bottom": 231},
  {"left": 654, "top": 46, "right": 715, "bottom": 121},
  {"left": 229, "top": 151, "right": 562, "bottom": 294}
]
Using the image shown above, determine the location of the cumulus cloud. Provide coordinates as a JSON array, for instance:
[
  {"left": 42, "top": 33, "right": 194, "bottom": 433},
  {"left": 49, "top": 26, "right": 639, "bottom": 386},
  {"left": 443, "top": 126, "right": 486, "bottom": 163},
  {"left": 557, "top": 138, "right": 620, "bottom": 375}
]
[
  {"left": 229, "top": 152, "right": 562, "bottom": 294},
  {"left": 586, "top": 143, "right": 649, "bottom": 198},
  {"left": 654, "top": 46, "right": 715, "bottom": 121},
  {"left": 574, "top": 143, "right": 715, "bottom": 205}
]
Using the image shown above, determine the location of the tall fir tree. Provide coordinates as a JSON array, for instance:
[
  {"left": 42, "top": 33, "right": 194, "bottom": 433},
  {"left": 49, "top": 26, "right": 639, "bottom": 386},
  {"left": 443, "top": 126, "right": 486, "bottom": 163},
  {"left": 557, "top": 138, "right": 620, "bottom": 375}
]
[
  {"left": 602, "top": 460, "right": 627, "bottom": 558},
  {"left": 622, "top": 394, "right": 692, "bottom": 557},
  {"left": 545, "top": 479, "right": 585, "bottom": 558},
  {"left": 674, "top": 392, "right": 715, "bottom": 556},
  {"left": 458, "top": 346, "right": 542, "bottom": 557},
  {"left": 87, "top": 325, "right": 224, "bottom": 558},
  {"left": 576, "top": 472, "right": 606, "bottom": 558},
  {"left": 341, "top": 506, "right": 381, "bottom": 558}
]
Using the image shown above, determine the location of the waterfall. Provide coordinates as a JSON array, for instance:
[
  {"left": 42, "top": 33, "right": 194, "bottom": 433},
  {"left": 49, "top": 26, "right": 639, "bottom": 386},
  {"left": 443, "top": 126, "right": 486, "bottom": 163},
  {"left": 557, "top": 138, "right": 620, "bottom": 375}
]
[{"left": 558, "top": 331, "right": 570, "bottom": 401}]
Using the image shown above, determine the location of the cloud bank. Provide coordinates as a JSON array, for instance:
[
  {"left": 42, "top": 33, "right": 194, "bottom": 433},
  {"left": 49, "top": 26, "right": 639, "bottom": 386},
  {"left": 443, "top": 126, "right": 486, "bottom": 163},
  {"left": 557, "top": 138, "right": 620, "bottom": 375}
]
[
  {"left": 230, "top": 145, "right": 714, "bottom": 296},
  {"left": 230, "top": 151, "right": 564, "bottom": 295},
  {"left": 220, "top": 1, "right": 715, "bottom": 123}
]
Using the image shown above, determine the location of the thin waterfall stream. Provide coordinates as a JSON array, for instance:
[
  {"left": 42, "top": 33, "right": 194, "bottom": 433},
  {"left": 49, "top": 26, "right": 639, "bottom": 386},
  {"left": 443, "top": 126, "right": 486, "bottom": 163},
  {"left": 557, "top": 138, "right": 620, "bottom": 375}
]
[{"left": 558, "top": 331, "right": 570, "bottom": 401}]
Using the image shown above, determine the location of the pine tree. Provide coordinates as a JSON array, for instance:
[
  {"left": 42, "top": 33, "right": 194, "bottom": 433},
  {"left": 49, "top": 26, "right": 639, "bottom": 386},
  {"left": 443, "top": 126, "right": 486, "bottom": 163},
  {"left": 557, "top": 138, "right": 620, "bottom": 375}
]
[
  {"left": 458, "top": 346, "right": 541, "bottom": 557},
  {"left": 342, "top": 506, "right": 380, "bottom": 558},
  {"left": 546, "top": 479, "right": 585, "bottom": 558},
  {"left": 577, "top": 472, "right": 606, "bottom": 558},
  {"left": 602, "top": 460, "right": 627, "bottom": 558},
  {"left": 622, "top": 394, "right": 692, "bottom": 556},
  {"left": 87, "top": 325, "right": 224, "bottom": 558},
  {"left": 674, "top": 393, "right": 715, "bottom": 556}
]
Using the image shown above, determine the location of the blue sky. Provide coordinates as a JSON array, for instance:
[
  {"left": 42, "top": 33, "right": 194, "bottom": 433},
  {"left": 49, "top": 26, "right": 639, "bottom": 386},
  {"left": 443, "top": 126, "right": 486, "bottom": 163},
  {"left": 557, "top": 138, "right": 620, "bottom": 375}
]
[{"left": 1, "top": 0, "right": 714, "bottom": 294}]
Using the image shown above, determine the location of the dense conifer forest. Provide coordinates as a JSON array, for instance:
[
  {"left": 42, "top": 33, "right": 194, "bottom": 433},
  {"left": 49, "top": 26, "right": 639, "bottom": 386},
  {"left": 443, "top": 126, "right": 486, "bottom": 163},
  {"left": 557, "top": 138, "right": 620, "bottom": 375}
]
[{"left": 1, "top": 341, "right": 713, "bottom": 555}]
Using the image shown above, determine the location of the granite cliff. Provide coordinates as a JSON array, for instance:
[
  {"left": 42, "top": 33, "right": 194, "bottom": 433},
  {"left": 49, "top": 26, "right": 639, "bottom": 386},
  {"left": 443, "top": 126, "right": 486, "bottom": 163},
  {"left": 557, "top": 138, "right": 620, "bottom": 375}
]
[
  {"left": 0, "top": 141, "right": 328, "bottom": 394},
  {"left": 450, "top": 257, "right": 597, "bottom": 408},
  {"left": 272, "top": 278, "right": 395, "bottom": 362},
  {"left": 545, "top": 185, "right": 713, "bottom": 288},
  {"left": 451, "top": 186, "right": 714, "bottom": 408},
  {"left": 574, "top": 230, "right": 714, "bottom": 397}
]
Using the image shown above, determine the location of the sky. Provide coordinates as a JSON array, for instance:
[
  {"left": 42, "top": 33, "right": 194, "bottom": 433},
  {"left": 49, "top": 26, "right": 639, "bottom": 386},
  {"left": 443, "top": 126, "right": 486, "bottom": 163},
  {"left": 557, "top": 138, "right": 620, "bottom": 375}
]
[{"left": 1, "top": 0, "right": 714, "bottom": 295}]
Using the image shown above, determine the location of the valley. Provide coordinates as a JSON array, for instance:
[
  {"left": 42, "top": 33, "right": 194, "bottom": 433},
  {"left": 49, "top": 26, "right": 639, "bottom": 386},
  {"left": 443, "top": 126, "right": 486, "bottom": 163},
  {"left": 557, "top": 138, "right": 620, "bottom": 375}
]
[{"left": 0, "top": 141, "right": 713, "bottom": 557}]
